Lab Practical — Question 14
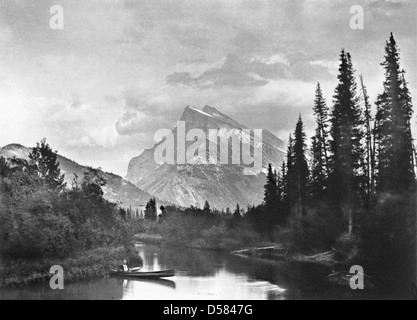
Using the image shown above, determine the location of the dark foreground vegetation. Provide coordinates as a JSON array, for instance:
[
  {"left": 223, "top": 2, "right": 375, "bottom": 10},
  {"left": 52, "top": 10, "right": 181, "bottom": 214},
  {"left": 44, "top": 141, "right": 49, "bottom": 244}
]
[{"left": 0, "top": 139, "right": 136, "bottom": 286}]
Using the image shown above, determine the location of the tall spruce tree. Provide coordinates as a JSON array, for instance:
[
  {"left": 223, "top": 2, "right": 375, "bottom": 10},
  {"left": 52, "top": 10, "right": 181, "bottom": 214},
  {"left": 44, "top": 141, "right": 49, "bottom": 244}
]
[
  {"left": 330, "top": 50, "right": 365, "bottom": 234},
  {"left": 282, "top": 135, "right": 294, "bottom": 219},
  {"left": 375, "top": 33, "right": 415, "bottom": 194},
  {"left": 264, "top": 163, "right": 278, "bottom": 212},
  {"left": 310, "top": 135, "right": 327, "bottom": 199},
  {"left": 311, "top": 83, "right": 330, "bottom": 199},
  {"left": 359, "top": 75, "right": 376, "bottom": 207},
  {"left": 313, "top": 83, "right": 330, "bottom": 167},
  {"left": 290, "top": 115, "right": 309, "bottom": 216}
]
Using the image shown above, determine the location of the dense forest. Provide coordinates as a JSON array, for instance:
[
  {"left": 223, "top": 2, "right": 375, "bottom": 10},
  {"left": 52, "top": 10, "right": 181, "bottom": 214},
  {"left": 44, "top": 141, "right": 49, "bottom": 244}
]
[{"left": 256, "top": 33, "right": 417, "bottom": 291}]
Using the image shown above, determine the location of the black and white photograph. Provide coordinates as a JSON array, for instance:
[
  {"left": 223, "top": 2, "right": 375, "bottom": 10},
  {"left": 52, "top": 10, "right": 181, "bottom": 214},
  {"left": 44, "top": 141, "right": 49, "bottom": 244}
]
[{"left": 0, "top": 0, "right": 416, "bottom": 302}]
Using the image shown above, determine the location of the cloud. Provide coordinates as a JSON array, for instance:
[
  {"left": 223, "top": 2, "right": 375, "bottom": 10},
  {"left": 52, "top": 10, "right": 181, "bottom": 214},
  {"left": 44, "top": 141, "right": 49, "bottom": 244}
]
[
  {"left": 166, "top": 53, "right": 333, "bottom": 88},
  {"left": 115, "top": 92, "right": 183, "bottom": 136},
  {"left": 116, "top": 110, "right": 149, "bottom": 136}
]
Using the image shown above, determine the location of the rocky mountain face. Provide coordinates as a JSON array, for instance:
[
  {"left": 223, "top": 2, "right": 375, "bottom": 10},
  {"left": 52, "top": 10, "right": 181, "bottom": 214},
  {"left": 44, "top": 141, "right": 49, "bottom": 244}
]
[
  {"left": 0, "top": 144, "right": 155, "bottom": 211},
  {"left": 126, "top": 106, "right": 286, "bottom": 210}
]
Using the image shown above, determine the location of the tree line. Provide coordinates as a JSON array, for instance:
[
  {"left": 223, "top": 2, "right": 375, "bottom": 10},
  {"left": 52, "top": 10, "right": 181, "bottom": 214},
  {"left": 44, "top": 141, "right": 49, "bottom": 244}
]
[{"left": 262, "top": 33, "right": 416, "bottom": 233}]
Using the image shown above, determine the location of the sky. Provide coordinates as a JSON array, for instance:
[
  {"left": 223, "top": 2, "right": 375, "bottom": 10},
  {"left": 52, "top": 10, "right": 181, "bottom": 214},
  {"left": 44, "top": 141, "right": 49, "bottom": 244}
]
[{"left": 0, "top": 0, "right": 416, "bottom": 176}]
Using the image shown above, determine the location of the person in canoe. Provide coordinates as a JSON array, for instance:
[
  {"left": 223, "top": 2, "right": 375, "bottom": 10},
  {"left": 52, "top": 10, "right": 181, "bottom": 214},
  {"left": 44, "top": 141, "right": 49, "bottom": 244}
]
[{"left": 119, "top": 259, "right": 130, "bottom": 272}]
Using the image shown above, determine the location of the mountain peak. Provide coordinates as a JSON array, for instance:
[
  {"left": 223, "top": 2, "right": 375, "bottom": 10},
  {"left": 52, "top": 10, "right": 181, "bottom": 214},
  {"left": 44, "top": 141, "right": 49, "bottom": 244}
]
[
  {"left": 180, "top": 106, "right": 213, "bottom": 123},
  {"left": 179, "top": 105, "right": 245, "bottom": 129},
  {"left": 202, "top": 105, "right": 219, "bottom": 115}
]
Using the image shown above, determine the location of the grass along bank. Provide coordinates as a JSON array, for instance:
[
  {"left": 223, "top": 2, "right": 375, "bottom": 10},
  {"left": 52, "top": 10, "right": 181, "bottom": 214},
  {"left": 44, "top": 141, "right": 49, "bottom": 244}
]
[{"left": 0, "top": 246, "right": 138, "bottom": 287}]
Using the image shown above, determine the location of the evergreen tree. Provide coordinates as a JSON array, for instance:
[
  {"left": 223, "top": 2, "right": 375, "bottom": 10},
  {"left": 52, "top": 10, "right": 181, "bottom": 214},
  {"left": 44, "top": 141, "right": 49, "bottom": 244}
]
[
  {"left": 264, "top": 164, "right": 278, "bottom": 213},
  {"left": 233, "top": 203, "right": 241, "bottom": 219},
  {"left": 290, "top": 115, "right": 309, "bottom": 216},
  {"left": 375, "top": 33, "right": 415, "bottom": 194},
  {"left": 310, "top": 135, "right": 327, "bottom": 199},
  {"left": 313, "top": 83, "right": 330, "bottom": 168},
  {"left": 203, "top": 200, "right": 211, "bottom": 213},
  {"left": 145, "top": 198, "right": 157, "bottom": 221},
  {"left": 329, "top": 50, "right": 365, "bottom": 234},
  {"left": 281, "top": 134, "right": 294, "bottom": 221},
  {"left": 29, "top": 138, "right": 66, "bottom": 191},
  {"left": 359, "top": 74, "right": 376, "bottom": 207},
  {"left": 310, "top": 83, "right": 330, "bottom": 199}
]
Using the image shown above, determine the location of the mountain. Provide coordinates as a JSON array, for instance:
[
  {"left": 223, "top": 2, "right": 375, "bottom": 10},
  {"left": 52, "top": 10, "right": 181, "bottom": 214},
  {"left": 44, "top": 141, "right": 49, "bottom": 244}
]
[
  {"left": 126, "top": 106, "right": 286, "bottom": 209},
  {"left": 0, "top": 144, "right": 156, "bottom": 212}
]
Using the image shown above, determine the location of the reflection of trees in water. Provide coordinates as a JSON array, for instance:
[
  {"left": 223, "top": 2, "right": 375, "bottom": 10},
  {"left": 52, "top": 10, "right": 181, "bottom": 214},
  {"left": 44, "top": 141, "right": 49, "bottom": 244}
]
[
  {"left": 135, "top": 244, "right": 340, "bottom": 300},
  {"left": 224, "top": 256, "right": 332, "bottom": 300}
]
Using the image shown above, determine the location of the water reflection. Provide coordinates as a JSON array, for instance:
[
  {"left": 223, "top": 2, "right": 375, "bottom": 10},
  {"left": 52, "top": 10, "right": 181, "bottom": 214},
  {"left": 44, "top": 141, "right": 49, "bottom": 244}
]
[
  {"left": 119, "top": 244, "right": 288, "bottom": 300},
  {"left": 132, "top": 244, "right": 330, "bottom": 300},
  {"left": 121, "top": 269, "right": 286, "bottom": 300}
]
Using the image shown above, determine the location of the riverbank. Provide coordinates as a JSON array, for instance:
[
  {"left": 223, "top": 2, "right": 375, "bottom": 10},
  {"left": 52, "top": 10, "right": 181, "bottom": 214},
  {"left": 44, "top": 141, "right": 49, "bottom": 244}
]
[
  {"left": 231, "top": 245, "right": 378, "bottom": 290},
  {"left": 0, "top": 246, "right": 137, "bottom": 287}
]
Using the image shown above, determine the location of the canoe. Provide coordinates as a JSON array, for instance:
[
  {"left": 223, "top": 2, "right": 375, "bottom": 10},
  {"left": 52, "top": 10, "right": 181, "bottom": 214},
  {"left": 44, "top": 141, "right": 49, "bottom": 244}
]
[
  {"left": 129, "top": 267, "right": 143, "bottom": 272},
  {"left": 109, "top": 269, "right": 175, "bottom": 278}
]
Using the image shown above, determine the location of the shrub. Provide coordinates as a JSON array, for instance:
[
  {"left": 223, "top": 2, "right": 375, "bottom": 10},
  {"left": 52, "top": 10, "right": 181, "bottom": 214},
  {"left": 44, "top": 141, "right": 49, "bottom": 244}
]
[{"left": 289, "top": 203, "right": 346, "bottom": 253}]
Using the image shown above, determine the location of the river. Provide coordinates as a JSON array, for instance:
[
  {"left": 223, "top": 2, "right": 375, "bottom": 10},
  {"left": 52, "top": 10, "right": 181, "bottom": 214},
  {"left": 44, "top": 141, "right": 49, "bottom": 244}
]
[{"left": 0, "top": 244, "right": 393, "bottom": 300}]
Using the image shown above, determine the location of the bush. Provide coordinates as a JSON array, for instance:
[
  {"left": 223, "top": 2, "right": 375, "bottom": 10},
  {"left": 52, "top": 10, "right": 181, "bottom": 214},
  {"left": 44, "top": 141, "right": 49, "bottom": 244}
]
[
  {"left": 359, "top": 192, "right": 416, "bottom": 290},
  {"left": 333, "top": 232, "right": 359, "bottom": 263},
  {"left": 0, "top": 163, "right": 130, "bottom": 260},
  {"left": 289, "top": 203, "right": 346, "bottom": 253}
]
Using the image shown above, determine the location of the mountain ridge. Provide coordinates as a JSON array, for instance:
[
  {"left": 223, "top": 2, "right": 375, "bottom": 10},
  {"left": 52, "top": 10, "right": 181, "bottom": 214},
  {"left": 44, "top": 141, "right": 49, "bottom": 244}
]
[{"left": 0, "top": 143, "right": 161, "bottom": 211}]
